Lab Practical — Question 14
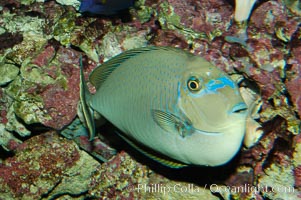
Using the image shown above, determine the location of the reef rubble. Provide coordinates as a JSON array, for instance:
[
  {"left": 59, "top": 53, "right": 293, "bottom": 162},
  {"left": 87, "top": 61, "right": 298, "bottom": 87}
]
[{"left": 0, "top": 0, "right": 300, "bottom": 199}]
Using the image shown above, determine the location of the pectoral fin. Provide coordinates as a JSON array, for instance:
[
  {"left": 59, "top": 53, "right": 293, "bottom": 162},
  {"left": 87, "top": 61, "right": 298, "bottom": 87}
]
[{"left": 151, "top": 109, "right": 193, "bottom": 138}]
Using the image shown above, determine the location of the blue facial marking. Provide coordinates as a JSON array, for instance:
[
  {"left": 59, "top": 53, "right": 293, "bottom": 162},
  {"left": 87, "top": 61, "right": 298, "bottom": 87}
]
[
  {"left": 177, "top": 82, "right": 181, "bottom": 99},
  {"left": 185, "top": 76, "right": 236, "bottom": 98},
  {"left": 187, "top": 88, "right": 213, "bottom": 98},
  {"left": 218, "top": 76, "right": 236, "bottom": 88},
  {"left": 206, "top": 76, "right": 236, "bottom": 92}
]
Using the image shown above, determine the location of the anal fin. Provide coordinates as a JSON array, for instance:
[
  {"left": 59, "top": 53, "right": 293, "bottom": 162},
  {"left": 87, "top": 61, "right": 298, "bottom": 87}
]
[{"left": 116, "top": 131, "right": 187, "bottom": 168}]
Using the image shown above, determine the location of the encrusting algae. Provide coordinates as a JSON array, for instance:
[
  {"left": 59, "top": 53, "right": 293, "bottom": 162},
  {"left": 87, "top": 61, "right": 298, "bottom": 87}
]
[{"left": 0, "top": 0, "right": 300, "bottom": 199}]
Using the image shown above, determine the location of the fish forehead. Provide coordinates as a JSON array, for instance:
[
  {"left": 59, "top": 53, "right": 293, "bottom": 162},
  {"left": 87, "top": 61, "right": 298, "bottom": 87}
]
[
  {"left": 184, "top": 57, "right": 230, "bottom": 80},
  {"left": 182, "top": 64, "right": 239, "bottom": 97}
]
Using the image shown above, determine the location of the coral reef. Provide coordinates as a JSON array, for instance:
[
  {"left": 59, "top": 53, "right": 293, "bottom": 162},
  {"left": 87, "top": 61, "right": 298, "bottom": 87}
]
[
  {"left": 88, "top": 151, "right": 219, "bottom": 199},
  {"left": 0, "top": 0, "right": 300, "bottom": 199},
  {"left": 0, "top": 131, "right": 100, "bottom": 199}
]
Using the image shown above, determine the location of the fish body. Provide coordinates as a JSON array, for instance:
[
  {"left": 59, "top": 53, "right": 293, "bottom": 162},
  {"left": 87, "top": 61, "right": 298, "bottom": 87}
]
[
  {"left": 80, "top": 46, "right": 248, "bottom": 167},
  {"left": 79, "top": 0, "right": 134, "bottom": 15}
]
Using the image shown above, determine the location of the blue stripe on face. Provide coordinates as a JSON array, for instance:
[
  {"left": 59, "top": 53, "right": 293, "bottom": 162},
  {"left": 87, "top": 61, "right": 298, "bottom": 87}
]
[
  {"left": 177, "top": 81, "right": 181, "bottom": 99},
  {"left": 206, "top": 76, "right": 236, "bottom": 92}
]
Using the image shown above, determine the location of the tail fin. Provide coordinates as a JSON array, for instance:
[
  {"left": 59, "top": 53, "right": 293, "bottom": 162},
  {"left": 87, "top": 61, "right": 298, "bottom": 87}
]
[{"left": 79, "top": 56, "right": 95, "bottom": 140}]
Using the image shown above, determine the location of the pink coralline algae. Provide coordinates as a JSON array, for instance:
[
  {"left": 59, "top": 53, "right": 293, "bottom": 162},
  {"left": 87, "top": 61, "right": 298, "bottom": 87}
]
[
  {"left": 293, "top": 134, "right": 301, "bottom": 190},
  {"left": 89, "top": 151, "right": 150, "bottom": 199},
  {"left": 0, "top": 132, "right": 81, "bottom": 199},
  {"left": 39, "top": 48, "right": 80, "bottom": 130},
  {"left": 18, "top": 43, "right": 81, "bottom": 130},
  {"left": 248, "top": 66, "right": 282, "bottom": 103},
  {"left": 31, "top": 45, "right": 56, "bottom": 68},
  {"left": 246, "top": 38, "right": 285, "bottom": 71},
  {"left": 0, "top": 0, "right": 300, "bottom": 199},
  {"left": 152, "top": 29, "right": 189, "bottom": 49},
  {"left": 170, "top": 0, "right": 233, "bottom": 34},
  {"left": 286, "top": 65, "right": 301, "bottom": 116},
  {"left": 286, "top": 44, "right": 301, "bottom": 116},
  {"left": 250, "top": 0, "right": 300, "bottom": 42},
  {"left": 295, "top": 165, "right": 301, "bottom": 189},
  {"left": 250, "top": 1, "right": 286, "bottom": 34}
]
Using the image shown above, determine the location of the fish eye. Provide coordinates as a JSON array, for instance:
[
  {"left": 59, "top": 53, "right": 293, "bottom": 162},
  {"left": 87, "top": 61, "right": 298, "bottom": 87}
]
[{"left": 187, "top": 76, "right": 201, "bottom": 92}]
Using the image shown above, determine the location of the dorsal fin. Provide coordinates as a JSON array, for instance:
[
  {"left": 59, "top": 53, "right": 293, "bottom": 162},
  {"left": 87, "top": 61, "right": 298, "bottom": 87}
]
[
  {"left": 89, "top": 46, "right": 186, "bottom": 89},
  {"left": 116, "top": 131, "right": 188, "bottom": 168},
  {"left": 79, "top": 56, "right": 95, "bottom": 140}
]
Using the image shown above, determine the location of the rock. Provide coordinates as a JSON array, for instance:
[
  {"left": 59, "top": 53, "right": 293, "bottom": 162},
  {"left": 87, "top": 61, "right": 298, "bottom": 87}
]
[
  {"left": 0, "top": 0, "right": 301, "bottom": 199},
  {"left": 250, "top": 1, "right": 286, "bottom": 34},
  {"left": 5, "top": 45, "right": 81, "bottom": 131},
  {"left": 0, "top": 131, "right": 100, "bottom": 199},
  {"left": 89, "top": 151, "right": 219, "bottom": 199},
  {"left": 258, "top": 163, "right": 298, "bottom": 200},
  {"left": 293, "top": 135, "right": 301, "bottom": 189},
  {"left": 286, "top": 45, "right": 301, "bottom": 116}
]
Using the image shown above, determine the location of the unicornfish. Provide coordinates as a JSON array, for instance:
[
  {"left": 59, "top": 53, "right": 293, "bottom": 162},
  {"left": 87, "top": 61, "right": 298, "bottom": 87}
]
[{"left": 79, "top": 46, "right": 248, "bottom": 168}]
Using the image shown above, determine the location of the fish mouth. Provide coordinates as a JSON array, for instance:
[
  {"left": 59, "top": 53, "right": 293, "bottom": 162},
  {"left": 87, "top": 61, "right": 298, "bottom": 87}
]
[{"left": 193, "top": 128, "right": 223, "bottom": 136}]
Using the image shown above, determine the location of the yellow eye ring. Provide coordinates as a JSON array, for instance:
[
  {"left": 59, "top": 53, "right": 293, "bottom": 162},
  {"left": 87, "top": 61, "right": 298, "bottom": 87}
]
[{"left": 187, "top": 77, "right": 201, "bottom": 92}]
